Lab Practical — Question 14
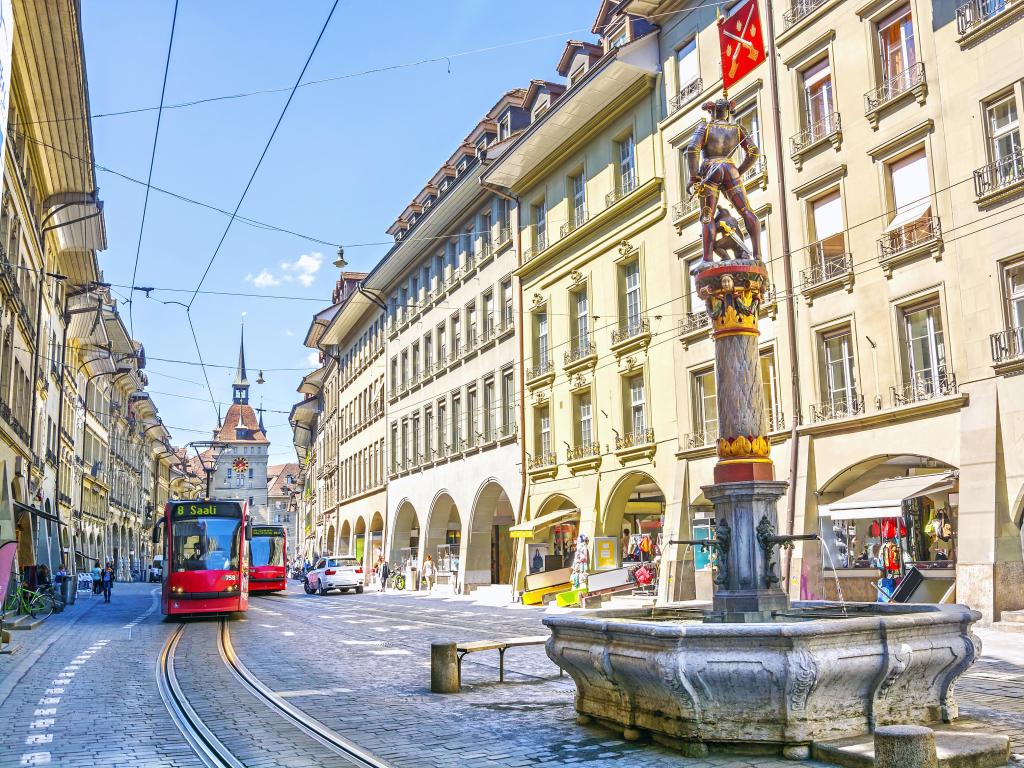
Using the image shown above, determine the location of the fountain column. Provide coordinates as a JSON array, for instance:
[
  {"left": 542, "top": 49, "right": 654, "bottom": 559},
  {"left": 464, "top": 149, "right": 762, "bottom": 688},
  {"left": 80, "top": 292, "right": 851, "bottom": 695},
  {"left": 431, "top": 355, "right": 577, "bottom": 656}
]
[{"left": 694, "top": 258, "right": 789, "bottom": 621}]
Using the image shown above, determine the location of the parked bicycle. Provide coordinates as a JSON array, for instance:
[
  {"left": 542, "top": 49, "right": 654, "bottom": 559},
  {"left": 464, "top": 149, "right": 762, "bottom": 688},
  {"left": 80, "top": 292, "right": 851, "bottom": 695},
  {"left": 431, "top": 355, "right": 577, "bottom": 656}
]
[
  {"left": 391, "top": 570, "right": 406, "bottom": 591},
  {"left": 2, "top": 579, "right": 59, "bottom": 620}
]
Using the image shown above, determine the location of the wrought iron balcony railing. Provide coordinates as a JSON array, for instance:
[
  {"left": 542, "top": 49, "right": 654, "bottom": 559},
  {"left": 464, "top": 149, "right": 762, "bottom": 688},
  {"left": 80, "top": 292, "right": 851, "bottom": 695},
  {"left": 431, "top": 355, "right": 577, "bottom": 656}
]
[
  {"left": 611, "top": 317, "right": 649, "bottom": 345},
  {"left": 783, "top": 0, "right": 829, "bottom": 30},
  {"left": 766, "top": 409, "right": 786, "bottom": 432},
  {"left": 790, "top": 112, "right": 840, "bottom": 156},
  {"left": 564, "top": 338, "right": 595, "bottom": 366},
  {"left": 678, "top": 311, "right": 711, "bottom": 336},
  {"left": 528, "top": 452, "right": 557, "bottom": 470},
  {"left": 991, "top": 327, "right": 1024, "bottom": 364},
  {"left": 891, "top": 370, "right": 958, "bottom": 406},
  {"left": 865, "top": 63, "right": 925, "bottom": 112},
  {"left": 810, "top": 395, "right": 866, "bottom": 423},
  {"left": 956, "top": 0, "right": 1010, "bottom": 34},
  {"left": 567, "top": 442, "right": 600, "bottom": 462},
  {"left": 672, "top": 197, "right": 699, "bottom": 222},
  {"left": 974, "top": 148, "right": 1024, "bottom": 198},
  {"left": 683, "top": 430, "right": 715, "bottom": 449},
  {"left": 669, "top": 77, "right": 704, "bottom": 113},
  {"left": 605, "top": 173, "right": 638, "bottom": 207},
  {"left": 878, "top": 215, "right": 941, "bottom": 261},
  {"left": 616, "top": 428, "right": 654, "bottom": 450},
  {"left": 560, "top": 209, "right": 589, "bottom": 238},
  {"left": 741, "top": 157, "right": 766, "bottom": 182},
  {"left": 800, "top": 242, "right": 851, "bottom": 289},
  {"left": 495, "top": 226, "right": 512, "bottom": 248},
  {"left": 526, "top": 358, "right": 553, "bottom": 380}
]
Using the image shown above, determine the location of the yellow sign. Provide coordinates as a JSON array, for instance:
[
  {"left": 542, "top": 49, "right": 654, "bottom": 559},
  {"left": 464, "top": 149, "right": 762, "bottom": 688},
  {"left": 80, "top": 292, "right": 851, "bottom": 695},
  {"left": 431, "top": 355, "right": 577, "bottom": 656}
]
[{"left": 594, "top": 537, "right": 618, "bottom": 570}]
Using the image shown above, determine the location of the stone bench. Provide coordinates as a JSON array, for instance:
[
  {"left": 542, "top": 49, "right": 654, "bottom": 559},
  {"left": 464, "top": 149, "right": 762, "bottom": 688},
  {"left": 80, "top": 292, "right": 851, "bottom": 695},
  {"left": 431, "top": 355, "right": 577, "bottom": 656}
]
[{"left": 456, "top": 635, "right": 551, "bottom": 683}]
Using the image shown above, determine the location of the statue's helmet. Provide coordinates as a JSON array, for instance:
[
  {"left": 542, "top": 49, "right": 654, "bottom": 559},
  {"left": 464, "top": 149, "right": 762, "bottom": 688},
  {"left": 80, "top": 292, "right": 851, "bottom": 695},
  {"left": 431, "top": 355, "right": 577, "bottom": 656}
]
[{"left": 702, "top": 98, "right": 737, "bottom": 121}]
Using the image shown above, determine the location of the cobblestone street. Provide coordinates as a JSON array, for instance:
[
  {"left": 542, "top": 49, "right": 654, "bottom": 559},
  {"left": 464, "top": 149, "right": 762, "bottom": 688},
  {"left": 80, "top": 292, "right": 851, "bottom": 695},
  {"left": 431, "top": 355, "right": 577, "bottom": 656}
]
[{"left": 0, "top": 582, "right": 1021, "bottom": 767}]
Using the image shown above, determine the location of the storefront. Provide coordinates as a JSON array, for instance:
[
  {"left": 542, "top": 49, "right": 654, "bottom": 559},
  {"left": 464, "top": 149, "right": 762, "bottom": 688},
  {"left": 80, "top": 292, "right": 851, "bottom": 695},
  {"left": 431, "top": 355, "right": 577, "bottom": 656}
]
[
  {"left": 511, "top": 508, "right": 580, "bottom": 605},
  {"left": 819, "top": 471, "right": 957, "bottom": 603}
]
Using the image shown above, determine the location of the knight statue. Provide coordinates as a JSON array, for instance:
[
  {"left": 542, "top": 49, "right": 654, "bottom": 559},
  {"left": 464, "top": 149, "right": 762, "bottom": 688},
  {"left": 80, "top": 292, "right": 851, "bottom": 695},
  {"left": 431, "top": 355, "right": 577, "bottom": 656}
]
[{"left": 685, "top": 97, "right": 763, "bottom": 263}]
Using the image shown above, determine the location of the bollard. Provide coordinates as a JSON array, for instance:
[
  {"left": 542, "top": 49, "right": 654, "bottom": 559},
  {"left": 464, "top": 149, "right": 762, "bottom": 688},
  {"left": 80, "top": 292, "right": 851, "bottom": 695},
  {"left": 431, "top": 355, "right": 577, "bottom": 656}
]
[
  {"left": 874, "top": 725, "right": 937, "bottom": 768},
  {"left": 430, "top": 642, "right": 460, "bottom": 693}
]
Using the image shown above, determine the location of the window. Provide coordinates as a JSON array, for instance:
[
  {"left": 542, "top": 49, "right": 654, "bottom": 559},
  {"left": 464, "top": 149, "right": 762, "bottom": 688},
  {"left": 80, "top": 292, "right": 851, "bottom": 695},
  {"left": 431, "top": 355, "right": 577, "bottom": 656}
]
[
  {"left": 627, "top": 375, "right": 646, "bottom": 435},
  {"left": 877, "top": 7, "right": 916, "bottom": 84},
  {"left": 537, "top": 406, "right": 552, "bottom": 456},
  {"left": 572, "top": 287, "right": 590, "bottom": 354},
  {"left": 569, "top": 64, "right": 586, "bottom": 86},
  {"left": 1006, "top": 262, "right": 1024, "bottom": 329},
  {"left": 986, "top": 94, "right": 1021, "bottom": 172},
  {"left": 436, "top": 323, "right": 446, "bottom": 363},
  {"left": 623, "top": 260, "right": 642, "bottom": 331},
  {"left": 425, "top": 407, "right": 434, "bottom": 457},
  {"left": 400, "top": 351, "right": 408, "bottom": 388},
  {"left": 570, "top": 172, "right": 586, "bottom": 226},
  {"left": 535, "top": 311, "right": 549, "bottom": 364},
  {"left": 401, "top": 419, "right": 410, "bottom": 467},
  {"left": 497, "top": 197, "right": 512, "bottom": 236},
  {"left": 483, "top": 291, "right": 494, "bottom": 337},
  {"left": 617, "top": 132, "right": 636, "bottom": 191},
  {"left": 390, "top": 423, "right": 398, "bottom": 472},
  {"left": 734, "top": 102, "right": 761, "bottom": 174},
  {"left": 810, "top": 191, "right": 845, "bottom": 265},
  {"left": 451, "top": 393, "right": 463, "bottom": 448},
  {"left": 466, "top": 302, "right": 477, "bottom": 346},
  {"left": 802, "top": 58, "right": 835, "bottom": 132},
  {"left": 576, "top": 392, "right": 593, "bottom": 446},
  {"left": 686, "top": 257, "right": 703, "bottom": 314},
  {"left": 501, "top": 279, "right": 514, "bottom": 327},
  {"left": 423, "top": 333, "right": 433, "bottom": 372},
  {"left": 467, "top": 388, "right": 479, "bottom": 446},
  {"left": 498, "top": 113, "right": 511, "bottom": 141},
  {"left": 760, "top": 349, "right": 781, "bottom": 427},
  {"left": 483, "top": 378, "right": 495, "bottom": 440},
  {"left": 676, "top": 38, "right": 699, "bottom": 91},
  {"left": 884, "top": 149, "right": 933, "bottom": 250},
  {"left": 693, "top": 368, "right": 718, "bottom": 439},
  {"left": 501, "top": 368, "right": 515, "bottom": 435},
  {"left": 412, "top": 413, "right": 421, "bottom": 463},
  {"left": 821, "top": 328, "right": 858, "bottom": 410},
  {"left": 610, "top": 26, "right": 628, "bottom": 49},
  {"left": 411, "top": 342, "right": 420, "bottom": 380},
  {"left": 899, "top": 301, "right": 948, "bottom": 396},
  {"left": 437, "top": 399, "right": 447, "bottom": 455},
  {"left": 533, "top": 199, "right": 547, "bottom": 251},
  {"left": 480, "top": 210, "right": 492, "bottom": 251},
  {"left": 450, "top": 313, "right": 461, "bottom": 355}
]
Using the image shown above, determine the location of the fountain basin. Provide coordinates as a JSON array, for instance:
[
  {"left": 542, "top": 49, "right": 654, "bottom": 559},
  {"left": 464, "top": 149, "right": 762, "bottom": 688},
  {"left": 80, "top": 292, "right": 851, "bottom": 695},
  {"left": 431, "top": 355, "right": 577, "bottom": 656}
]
[{"left": 543, "top": 601, "right": 981, "bottom": 749}]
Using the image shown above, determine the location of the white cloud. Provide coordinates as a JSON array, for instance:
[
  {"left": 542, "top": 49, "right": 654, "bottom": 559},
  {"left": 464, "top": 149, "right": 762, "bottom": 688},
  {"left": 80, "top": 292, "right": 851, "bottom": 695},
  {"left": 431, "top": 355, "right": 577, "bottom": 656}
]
[
  {"left": 245, "top": 251, "right": 322, "bottom": 290},
  {"left": 307, "top": 351, "right": 321, "bottom": 367},
  {"left": 284, "top": 329, "right": 294, "bottom": 337}
]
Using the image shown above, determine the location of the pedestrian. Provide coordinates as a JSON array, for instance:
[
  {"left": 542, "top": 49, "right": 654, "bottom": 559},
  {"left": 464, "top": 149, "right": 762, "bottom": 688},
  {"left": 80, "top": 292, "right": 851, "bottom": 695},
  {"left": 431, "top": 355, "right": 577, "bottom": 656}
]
[
  {"left": 421, "top": 554, "right": 436, "bottom": 592},
  {"left": 91, "top": 561, "right": 102, "bottom": 594},
  {"left": 36, "top": 563, "right": 51, "bottom": 589},
  {"left": 376, "top": 556, "right": 390, "bottom": 593},
  {"left": 101, "top": 564, "right": 114, "bottom": 603}
]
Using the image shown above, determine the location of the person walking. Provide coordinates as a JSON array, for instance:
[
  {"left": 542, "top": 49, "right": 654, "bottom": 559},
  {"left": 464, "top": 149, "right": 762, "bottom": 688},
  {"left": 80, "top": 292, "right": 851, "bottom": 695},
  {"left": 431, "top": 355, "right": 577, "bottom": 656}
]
[
  {"left": 91, "top": 561, "right": 102, "bottom": 595},
  {"left": 100, "top": 564, "right": 114, "bottom": 603},
  {"left": 421, "top": 554, "right": 436, "bottom": 592},
  {"left": 376, "top": 557, "right": 390, "bottom": 593}
]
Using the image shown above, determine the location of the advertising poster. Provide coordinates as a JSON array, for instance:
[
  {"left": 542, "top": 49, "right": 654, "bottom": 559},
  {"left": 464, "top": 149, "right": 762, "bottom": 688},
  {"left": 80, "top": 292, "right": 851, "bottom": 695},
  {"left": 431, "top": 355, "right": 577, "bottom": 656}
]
[
  {"left": 527, "top": 543, "right": 549, "bottom": 574},
  {"left": 593, "top": 537, "right": 618, "bottom": 570}
]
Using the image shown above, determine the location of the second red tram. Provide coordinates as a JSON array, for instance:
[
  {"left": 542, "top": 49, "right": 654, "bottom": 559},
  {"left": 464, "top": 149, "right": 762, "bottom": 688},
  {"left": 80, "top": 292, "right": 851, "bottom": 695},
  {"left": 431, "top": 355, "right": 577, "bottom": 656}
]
[
  {"left": 153, "top": 499, "right": 250, "bottom": 616},
  {"left": 248, "top": 524, "right": 287, "bottom": 593}
]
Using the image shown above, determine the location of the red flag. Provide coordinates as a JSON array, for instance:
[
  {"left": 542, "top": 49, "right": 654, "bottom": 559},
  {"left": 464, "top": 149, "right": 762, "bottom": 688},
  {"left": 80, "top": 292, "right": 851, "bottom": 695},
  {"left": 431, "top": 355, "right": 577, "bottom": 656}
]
[{"left": 719, "top": 0, "right": 766, "bottom": 92}]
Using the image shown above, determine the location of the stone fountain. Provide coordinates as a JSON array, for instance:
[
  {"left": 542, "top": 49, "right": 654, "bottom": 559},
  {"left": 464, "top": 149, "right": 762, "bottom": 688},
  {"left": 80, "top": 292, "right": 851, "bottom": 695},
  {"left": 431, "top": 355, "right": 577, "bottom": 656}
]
[{"left": 542, "top": 100, "right": 981, "bottom": 757}]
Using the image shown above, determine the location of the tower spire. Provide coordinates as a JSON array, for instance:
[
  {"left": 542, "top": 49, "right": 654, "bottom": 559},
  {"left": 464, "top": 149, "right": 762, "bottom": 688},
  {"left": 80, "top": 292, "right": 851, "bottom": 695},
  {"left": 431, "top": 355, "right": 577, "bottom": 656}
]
[{"left": 233, "top": 323, "right": 250, "bottom": 405}]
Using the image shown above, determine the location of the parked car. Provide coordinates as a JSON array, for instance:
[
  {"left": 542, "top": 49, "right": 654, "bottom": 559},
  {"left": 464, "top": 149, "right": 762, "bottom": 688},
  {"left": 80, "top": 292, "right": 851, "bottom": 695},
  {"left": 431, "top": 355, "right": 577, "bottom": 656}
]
[
  {"left": 303, "top": 556, "right": 364, "bottom": 595},
  {"left": 148, "top": 557, "right": 163, "bottom": 583}
]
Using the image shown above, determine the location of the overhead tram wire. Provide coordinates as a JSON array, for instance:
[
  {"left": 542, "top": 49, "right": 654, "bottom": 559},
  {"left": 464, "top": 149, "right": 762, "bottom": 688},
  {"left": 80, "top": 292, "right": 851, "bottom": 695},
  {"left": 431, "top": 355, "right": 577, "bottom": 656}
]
[
  {"left": 184, "top": 0, "right": 341, "bottom": 310},
  {"left": 187, "top": 311, "right": 221, "bottom": 422},
  {"left": 129, "top": 0, "right": 179, "bottom": 339}
]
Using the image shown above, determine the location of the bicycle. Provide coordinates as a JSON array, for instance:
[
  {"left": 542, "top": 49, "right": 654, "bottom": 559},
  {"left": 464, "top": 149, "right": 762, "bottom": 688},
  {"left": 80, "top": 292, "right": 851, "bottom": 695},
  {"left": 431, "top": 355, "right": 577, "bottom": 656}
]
[
  {"left": 391, "top": 570, "right": 406, "bottom": 591},
  {"left": 2, "top": 580, "right": 57, "bottom": 620}
]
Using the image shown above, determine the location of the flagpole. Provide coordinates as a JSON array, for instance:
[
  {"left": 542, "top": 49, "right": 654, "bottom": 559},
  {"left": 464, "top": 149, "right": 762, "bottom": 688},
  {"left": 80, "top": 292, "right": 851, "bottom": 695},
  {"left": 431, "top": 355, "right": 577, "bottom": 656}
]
[
  {"left": 716, "top": 7, "right": 728, "bottom": 100},
  {"left": 758, "top": 0, "right": 803, "bottom": 591}
]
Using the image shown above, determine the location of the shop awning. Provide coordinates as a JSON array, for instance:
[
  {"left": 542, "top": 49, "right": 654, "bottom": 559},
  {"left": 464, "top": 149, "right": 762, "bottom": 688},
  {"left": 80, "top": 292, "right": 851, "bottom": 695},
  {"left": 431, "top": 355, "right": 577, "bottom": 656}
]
[
  {"left": 509, "top": 508, "right": 579, "bottom": 539},
  {"left": 821, "top": 472, "right": 955, "bottom": 520},
  {"left": 14, "top": 502, "right": 61, "bottom": 523}
]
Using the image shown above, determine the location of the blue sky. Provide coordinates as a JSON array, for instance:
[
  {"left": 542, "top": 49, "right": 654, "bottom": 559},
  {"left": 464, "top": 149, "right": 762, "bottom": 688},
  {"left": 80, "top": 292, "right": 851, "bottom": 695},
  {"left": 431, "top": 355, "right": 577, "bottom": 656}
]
[{"left": 81, "top": 1, "right": 596, "bottom": 464}]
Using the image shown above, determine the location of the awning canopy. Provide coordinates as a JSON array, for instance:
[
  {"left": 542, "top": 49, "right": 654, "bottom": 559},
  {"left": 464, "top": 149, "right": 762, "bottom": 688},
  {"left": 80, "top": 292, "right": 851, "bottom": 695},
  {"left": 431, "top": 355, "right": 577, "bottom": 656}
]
[
  {"left": 821, "top": 472, "right": 955, "bottom": 520},
  {"left": 509, "top": 508, "right": 579, "bottom": 539},
  {"left": 885, "top": 200, "right": 931, "bottom": 233}
]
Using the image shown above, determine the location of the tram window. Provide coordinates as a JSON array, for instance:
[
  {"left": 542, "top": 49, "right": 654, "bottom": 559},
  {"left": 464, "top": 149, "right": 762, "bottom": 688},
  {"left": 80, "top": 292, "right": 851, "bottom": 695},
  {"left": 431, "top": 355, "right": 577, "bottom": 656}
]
[
  {"left": 172, "top": 518, "right": 241, "bottom": 572},
  {"left": 250, "top": 536, "right": 285, "bottom": 567}
]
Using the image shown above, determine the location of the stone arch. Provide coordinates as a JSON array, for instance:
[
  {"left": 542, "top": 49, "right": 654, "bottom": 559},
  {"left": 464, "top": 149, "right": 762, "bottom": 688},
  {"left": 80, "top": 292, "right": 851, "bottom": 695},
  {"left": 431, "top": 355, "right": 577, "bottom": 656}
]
[
  {"left": 524, "top": 493, "right": 581, "bottom": 576},
  {"left": 353, "top": 516, "right": 367, "bottom": 564},
  {"left": 603, "top": 471, "right": 668, "bottom": 545},
  {"left": 339, "top": 520, "right": 352, "bottom": 556},
  {"left": 368, "top": 512, "right": 385, "bottom": 570},
  {"left": 388, "top": 499, "right": 421, "bottom": 569},
  {"left": 326, "top": 524, "right": 336, "bottom": 554},
  {"left": 424, "top": 492, "right": 461, "bottom": 586},
  {"left": 817, "top": 453, "right": 956, "bottom": 496},
  {"left": 465, "top": 479, "right": 515, "bottom": 589}
]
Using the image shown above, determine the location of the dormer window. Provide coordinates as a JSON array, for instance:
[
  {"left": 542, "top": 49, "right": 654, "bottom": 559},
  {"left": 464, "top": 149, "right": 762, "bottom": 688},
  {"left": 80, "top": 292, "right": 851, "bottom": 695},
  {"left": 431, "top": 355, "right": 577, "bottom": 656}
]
[
  {"left": 457, "top": 159, "right": 468, "bottom": 174},
  {"left": 424, "top": 198, "right": 433, "bottom": 209},
  {"left": 609, "top": 24, "right": 629, "bottom": 49},
  {"left": 409, "top": 214, "right": 418, "bottom": 225},
  {"left": 440, "top": 179, "right": 450, "bottom": 192},
  {"left": 396, "top": 231, "right": 404, "bottom": 241},
  {"left": 532, "top": 101, "right": 549, "bottom": 121},
  {"left": 498, "top": 113, "right": 511, "bottom": 141},
  {"left": 569, "top": 64, "right": 586, "bottom": 86}
]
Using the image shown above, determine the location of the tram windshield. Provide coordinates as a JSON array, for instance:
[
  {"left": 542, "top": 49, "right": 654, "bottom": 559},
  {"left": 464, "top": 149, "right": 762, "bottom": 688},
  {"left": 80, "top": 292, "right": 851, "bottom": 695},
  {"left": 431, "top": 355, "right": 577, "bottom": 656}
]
[
  {"left": 250, "top": 535, "right": 285, "bottom": 568},
  {"left": 172, "top": 518, "right": 241, "bottom": 572}
]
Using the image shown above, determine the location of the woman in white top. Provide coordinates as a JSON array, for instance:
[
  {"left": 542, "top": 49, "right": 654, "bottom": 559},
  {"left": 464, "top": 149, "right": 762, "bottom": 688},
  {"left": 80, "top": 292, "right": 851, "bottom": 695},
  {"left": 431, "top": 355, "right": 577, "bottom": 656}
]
[{"left": 421, "top": 554, "right": 436, "bottom": 592}]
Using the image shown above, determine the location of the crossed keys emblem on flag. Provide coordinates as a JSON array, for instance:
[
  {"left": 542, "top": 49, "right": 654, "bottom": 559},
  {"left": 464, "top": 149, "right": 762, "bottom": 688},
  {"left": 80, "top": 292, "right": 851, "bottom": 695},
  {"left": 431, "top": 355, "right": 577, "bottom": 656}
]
[{"left": 721, "top": 0, "right": 762, "bottom": 81}]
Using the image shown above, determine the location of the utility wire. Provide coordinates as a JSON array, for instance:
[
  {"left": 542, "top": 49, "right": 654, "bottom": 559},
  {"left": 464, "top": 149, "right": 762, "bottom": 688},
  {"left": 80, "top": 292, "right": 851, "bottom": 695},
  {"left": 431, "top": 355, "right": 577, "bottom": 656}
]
[
  {"left": 186, "top": 0, "right": 341, "bottom": 309},
  {"left": 186, "top": 311, "right": 220, "bottom": 420},
  {"left": 129, "top": 0, "right": 179, "bottom": 339}
]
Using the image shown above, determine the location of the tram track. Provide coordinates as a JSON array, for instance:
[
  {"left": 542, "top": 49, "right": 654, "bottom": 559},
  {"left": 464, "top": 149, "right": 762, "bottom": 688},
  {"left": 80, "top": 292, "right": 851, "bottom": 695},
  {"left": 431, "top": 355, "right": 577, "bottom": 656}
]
[{"left": 158, "top": 619, "right": 391, "bottom": 768}]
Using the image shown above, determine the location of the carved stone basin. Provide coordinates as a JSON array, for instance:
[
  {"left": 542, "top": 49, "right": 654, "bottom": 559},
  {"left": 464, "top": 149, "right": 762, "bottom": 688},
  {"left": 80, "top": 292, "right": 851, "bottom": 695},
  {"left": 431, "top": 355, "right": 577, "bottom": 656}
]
[{"left": 543, "top": 601, "right": 980, "bottom": 749}]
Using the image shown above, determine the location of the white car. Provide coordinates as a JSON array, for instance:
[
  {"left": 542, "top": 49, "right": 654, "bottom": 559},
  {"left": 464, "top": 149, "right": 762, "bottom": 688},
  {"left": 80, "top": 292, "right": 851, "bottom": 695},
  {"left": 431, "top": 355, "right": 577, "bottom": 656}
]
[{"left": 304, "top": 556, "right": 364, "bottom": 595}]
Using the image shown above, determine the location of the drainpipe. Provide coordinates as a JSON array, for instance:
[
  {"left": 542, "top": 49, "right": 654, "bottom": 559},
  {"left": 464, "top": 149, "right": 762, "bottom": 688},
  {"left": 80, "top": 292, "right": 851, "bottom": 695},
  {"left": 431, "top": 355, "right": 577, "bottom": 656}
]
[
  {"left": 479, "top": 177, "right": 525, "bottom": 598},
  {"left": 762, "top": 0, "right": 804, "bottom": 591}
]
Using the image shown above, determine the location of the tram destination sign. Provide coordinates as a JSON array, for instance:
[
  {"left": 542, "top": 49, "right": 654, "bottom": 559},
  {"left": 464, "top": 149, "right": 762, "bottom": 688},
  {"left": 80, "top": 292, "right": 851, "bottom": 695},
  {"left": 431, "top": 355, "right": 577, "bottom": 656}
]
[
  {"left": 251, "top": 526, "right": 284, "bottom": 538},
  {"left": 173, "top": 502, "right": 243, "bottom": 518}
]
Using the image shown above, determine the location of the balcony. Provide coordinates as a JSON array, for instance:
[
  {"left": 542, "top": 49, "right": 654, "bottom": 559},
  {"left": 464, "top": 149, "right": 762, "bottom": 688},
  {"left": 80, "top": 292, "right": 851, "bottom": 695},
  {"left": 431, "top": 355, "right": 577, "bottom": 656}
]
[
  {"left": 615, "top": 427, "right": 655, "bottom": 461},
  {"left": 567, "top": 441, "right": 601, "bottom": 472},
  {"left": 782, "top": 0, "right": 830, "bottom": 31},
  {"left": 877, "top": 215, "right": 942, "bottom": 274},
  {"left": 956, "top": 0, "right": 1020, "bottom": 40},
  {"left": 671, "top": 196, "right": 699, "bottom": 228},
  {"left": 499, "top": 421, "right": 518, "bottom": 442},
  {"left": 810, "top": 395, "right": 866, "bottom": 423},
  {"left": 495, "top": 226, "right": 512, "bottom": 250},
  {"left": 767, "top": 409, "right": 786, "bottom": 433},
  {"left": 864, "top": 63, "right": 927, "bottom": 127},
  {"left": 789, "top": 112, "right": 841, "bottom": 169},
  {"left": 669, "top": 77, "right": 704, "bottom": 114},
  {"left": 528, "top": 452, "right": 557, "bottom": 478},
  {"left": 678, "top": 311, "right": 711, "bottom": 347},
  {"left": 741, "top": 157, "right": 768, "bottom": 188},
  {"left": 991, "top": 327, "right": 1024, "bottom": 374},
  {"left": 974, "top": 148, "right": 1024, "bottom": 203},
  {"left": 526, "top": 358, "right": 555, "bottom": 387},
  {"left": 682, "top": 430, "right": 715, "bottom": 450},
  {"left": 563, "top": 338, "right": 596, "bottom": 372},
  {"left": 605, "top": 173, "right": 637, "bottom": 207},
  {"left": 560, "top": 209, "right": 589, "bottom": 238},
  {"left": 522, "top": 233, "right": 549, "bottom": 264},
  {"left": 891, "top": 370, "right": 958, "bottom": 407},
  {"left": 799, "top": 237, "right": 853, "bottom": 304},
  {"left": 610, "top": 317, "right": 651, "bottom": 355}
]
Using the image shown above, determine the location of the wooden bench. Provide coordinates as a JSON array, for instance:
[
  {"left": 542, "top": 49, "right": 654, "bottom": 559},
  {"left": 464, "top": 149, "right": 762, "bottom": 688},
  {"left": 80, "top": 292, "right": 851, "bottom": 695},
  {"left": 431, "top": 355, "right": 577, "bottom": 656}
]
[{"left": 456, "top": 635, "right": 554, "bottom": 682}]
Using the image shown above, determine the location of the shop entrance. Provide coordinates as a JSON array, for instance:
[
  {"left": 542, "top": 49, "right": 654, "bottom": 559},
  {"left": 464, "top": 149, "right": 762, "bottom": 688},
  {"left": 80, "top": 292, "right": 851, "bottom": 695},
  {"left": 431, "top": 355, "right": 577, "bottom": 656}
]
[
  {"left": 388, "top": 500, "right": 421, "bottom": 584},
  {"left": 465, "top": 481, "right": 515, "bottom": 589},
  {"left": 425, "top": 493, "right": 461, "bottom": 592}
]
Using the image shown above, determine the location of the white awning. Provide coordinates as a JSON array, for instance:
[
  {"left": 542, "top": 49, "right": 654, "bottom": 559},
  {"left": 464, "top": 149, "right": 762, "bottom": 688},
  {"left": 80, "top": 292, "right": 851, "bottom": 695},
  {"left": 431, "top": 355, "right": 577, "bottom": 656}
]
[
  {"left": 884, "top": 200, "right": 931, "bottom": 233},
  {"left": 820, "top": 472, "right": 955, "bottom": 520},
  {"left": 509, "top": 508, "right": 579, "bottom": 539}
]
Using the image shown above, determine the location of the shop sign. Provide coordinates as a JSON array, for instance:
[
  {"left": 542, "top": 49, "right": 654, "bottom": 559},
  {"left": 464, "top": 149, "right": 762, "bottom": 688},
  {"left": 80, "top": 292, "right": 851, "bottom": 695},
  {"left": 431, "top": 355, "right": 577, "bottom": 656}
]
[{"left": 593, "top": 537, "right": 618, "bottom": 570}]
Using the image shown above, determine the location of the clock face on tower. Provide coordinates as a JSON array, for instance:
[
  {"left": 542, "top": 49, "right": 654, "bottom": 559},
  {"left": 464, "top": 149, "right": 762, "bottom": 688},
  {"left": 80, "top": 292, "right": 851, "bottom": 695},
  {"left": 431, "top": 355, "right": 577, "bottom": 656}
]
[{"left": 232, "top": 457, "right": 249, "bottom": 473}]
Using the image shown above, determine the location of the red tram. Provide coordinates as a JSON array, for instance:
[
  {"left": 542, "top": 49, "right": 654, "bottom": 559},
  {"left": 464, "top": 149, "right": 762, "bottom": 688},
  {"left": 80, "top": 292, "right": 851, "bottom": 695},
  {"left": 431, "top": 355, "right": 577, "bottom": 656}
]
[
  {"left": 153, "top": 499, "right": 251, "bottom": 616},
  {"left": 248, "top": 524, "right": 287, "bottom": 593}
]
